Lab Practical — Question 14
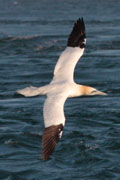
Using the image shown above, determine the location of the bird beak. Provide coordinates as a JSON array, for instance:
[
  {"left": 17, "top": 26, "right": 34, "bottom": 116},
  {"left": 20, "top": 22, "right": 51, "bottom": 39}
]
[{"left": 92, "top": 90, "right": 107, "bottom": 96}]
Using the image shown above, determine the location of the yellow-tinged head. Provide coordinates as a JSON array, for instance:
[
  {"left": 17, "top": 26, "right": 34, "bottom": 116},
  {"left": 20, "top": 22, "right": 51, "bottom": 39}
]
[{"left": 80, "top": 85, "right": 107, "bottom": 96}]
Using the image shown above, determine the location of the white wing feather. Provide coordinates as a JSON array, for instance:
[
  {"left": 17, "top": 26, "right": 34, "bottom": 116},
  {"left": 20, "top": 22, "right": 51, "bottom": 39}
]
[
  {"left": 53, "top": 46, "right": 85, "bottom": 82},
  {"left": 43, "top": 92, "right": 68, "bottom": 128}
]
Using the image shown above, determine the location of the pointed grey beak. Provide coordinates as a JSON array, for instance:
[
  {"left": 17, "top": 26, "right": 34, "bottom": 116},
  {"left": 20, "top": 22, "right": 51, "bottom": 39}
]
[{"left": 92, "top": 90, "right": 107, "bottom": 96}]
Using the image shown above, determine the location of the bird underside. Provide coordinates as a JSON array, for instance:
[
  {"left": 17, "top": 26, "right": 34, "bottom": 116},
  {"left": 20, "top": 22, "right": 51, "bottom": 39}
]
[{"left": 17, "top": 17, "right": 107, "bottom": 160}]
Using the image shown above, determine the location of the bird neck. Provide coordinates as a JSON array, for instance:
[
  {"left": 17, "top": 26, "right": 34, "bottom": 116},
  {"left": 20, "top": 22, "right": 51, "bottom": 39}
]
[{"left": 78, "top": 84, "right": 93, "bottom": 96}]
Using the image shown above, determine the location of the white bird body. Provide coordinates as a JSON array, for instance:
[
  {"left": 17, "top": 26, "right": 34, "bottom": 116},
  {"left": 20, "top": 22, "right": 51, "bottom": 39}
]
[
  {"left": 18, "top": 81, "right": 82, "bottom": 98},
  {"left": 44, "top": 82, "right": 84, "bottom": 128},
  {"left": 17, "top": 18, "right": 106, "bottom": 160}
]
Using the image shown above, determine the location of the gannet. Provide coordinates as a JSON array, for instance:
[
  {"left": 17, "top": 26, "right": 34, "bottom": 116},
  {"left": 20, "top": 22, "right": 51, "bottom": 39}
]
[{"left": 17, "top": 18, "right": 107, "bottom": 160}]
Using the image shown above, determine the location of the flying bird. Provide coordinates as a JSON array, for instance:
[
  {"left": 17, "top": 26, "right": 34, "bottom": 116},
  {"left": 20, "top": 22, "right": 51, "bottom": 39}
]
[{"left": 17, "top": 18, "right": 107, "bottom": 160}]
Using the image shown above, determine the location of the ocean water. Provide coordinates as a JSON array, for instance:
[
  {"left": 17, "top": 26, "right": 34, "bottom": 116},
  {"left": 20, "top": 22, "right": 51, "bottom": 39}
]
[{"left": 0, "top": 0, "right": 120, "bottom": 179}]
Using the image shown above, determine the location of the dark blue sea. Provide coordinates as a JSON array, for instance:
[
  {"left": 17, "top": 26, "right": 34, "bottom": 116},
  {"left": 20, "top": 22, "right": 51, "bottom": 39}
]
[{"left": 0, "top": 0, "right": 120, "bottom": 179}]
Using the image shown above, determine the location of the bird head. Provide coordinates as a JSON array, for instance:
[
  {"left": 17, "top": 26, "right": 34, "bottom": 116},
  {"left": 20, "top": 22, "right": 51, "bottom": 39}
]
[{"left": 81, "top": 85, "right": 107, "bottom": 96}]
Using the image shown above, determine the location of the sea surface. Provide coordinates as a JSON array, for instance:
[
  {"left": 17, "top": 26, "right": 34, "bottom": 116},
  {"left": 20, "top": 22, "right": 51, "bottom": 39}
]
[{"left": 0, "top": 0, "right": 120, "bottom": 179}]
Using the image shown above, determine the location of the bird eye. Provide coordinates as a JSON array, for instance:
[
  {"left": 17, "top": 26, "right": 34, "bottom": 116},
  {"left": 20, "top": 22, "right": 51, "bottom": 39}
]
[{"left": 92, "top": 90, "right": 97, "bottom": 93}]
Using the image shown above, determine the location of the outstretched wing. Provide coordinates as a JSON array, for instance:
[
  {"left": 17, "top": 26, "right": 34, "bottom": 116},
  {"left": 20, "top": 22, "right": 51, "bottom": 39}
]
[
  {"left": 42, "top": 93, "right": 68, "bottom": 160},
  {"left": 53, "top": 18, "right": 86, "bottom": 82}
]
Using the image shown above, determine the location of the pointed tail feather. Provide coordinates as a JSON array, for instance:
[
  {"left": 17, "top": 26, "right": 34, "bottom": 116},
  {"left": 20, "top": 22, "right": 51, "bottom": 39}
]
[{"left": 17, "top": 85, "right": 48, "bottom": 97}]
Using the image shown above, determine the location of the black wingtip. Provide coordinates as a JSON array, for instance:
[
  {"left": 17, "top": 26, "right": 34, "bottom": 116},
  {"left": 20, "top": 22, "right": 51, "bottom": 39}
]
[
  {"left": 67, "top": 17, "right": 86, "bottom": 48},
  {"left": 42, "top": 124, "right": 63, "bottom": 160}
]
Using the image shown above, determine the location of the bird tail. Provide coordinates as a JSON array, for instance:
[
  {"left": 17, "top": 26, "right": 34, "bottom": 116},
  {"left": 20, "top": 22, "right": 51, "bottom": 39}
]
[{"left": 16, "top": 85, "right": 48, "bottom": 97}]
